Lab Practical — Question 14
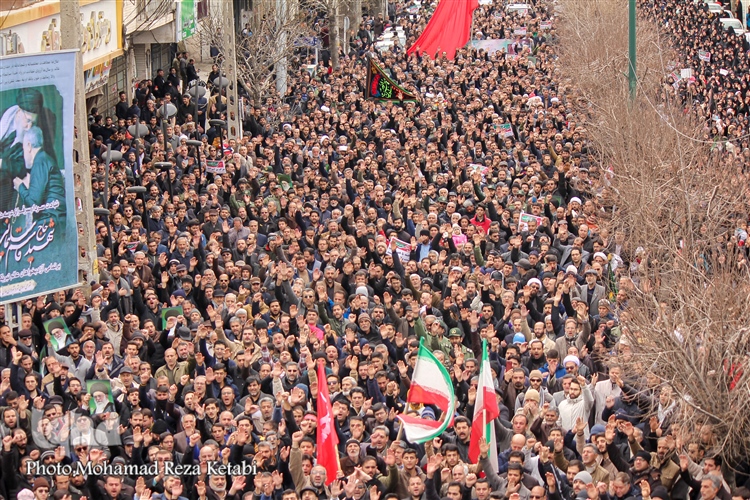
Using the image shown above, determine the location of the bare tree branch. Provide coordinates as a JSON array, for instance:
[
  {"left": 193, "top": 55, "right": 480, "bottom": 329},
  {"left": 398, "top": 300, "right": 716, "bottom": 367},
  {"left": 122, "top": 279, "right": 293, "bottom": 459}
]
[
  {"left": 200, "top": 0, "right": 314, "bottom": 106},
  {"left": 557, "top": 0, "right": 750, "bottom": 464}
]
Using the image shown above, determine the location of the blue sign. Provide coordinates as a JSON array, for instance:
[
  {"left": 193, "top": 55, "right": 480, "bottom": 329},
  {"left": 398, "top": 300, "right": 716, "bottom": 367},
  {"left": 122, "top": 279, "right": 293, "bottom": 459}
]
[{"left": 294, "top": 36, "right": 321, "bottom": 48}]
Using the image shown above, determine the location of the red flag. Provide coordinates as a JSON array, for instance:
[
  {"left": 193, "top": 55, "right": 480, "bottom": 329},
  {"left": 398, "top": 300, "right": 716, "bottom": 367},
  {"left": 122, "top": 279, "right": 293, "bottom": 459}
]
[
  {"left": 407, "top": 0, "right": 479, "bottom": 60},
  {"left": 316, "top": 361, "right": 339, "bottom": 483}
]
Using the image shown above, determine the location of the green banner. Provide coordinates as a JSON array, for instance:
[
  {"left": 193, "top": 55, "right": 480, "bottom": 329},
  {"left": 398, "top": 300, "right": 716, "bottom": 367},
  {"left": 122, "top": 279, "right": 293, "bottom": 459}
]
[
  {"left": 0, "top": 52, "right": 79, "bottom": 304},
  {"left": 179, "top": 0, "right": 196, "bottom": 41},
  {"left": 365, "top": 58, "right": 418, "bottom": 103}
]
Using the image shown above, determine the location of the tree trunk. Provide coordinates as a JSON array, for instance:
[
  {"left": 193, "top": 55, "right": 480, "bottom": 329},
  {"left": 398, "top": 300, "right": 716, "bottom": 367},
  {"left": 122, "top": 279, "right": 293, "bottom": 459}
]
[
  {"left": 275, "top": 0, "right": 289, "bottom": 96},
  {"left": 330, "top": 0, "right": 340, "bottom": 70},
  {"left": 354, "top": 0, "right": 362, "bottom": 29}
]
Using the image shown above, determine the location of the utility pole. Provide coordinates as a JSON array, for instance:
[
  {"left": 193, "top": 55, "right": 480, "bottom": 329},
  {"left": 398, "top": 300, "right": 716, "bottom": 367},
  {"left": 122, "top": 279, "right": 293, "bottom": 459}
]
[
  {"left": 222, "top": 0, "right": 241, "bottom": 140},
  {"left": 628, "top": 0, "right": 636, "bottom": 102},
  {"left": 276, "top": 0, "right": 289, "bottom": 96},
  {"left": 354, "top": 0, "right": 362, "bottom": 31},
  {"left": 330, "top": 0, "right": 340, "bottom": 69},
  {"left": 60, "top": 0, "right": 97, "bottom": 288}
]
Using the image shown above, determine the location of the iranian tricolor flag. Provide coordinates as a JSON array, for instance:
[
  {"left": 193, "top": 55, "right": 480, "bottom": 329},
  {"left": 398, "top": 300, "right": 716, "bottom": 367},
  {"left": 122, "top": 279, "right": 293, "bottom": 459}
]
[
  {"left": 468, "top": 339, "right": 499, "bottom": 469},
  {"left": 396, "top": 341, "right": 456, "bottom": 443}
]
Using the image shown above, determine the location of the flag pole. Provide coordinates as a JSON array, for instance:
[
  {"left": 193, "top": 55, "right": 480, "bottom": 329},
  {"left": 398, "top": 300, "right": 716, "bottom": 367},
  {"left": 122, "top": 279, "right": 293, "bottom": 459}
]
[{"left": 396, "top": 419, "right": 404, "bottom": 444}]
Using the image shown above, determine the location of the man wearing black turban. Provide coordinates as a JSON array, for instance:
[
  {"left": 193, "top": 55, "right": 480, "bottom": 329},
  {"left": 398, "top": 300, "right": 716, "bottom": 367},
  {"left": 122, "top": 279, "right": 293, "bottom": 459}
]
[{"left": 0, "top": 88, "right": 57, "bottom": 213}]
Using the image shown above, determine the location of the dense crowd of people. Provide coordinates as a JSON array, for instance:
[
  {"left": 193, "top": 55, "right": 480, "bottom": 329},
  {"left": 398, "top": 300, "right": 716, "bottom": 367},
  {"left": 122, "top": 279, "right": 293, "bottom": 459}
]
[
  {"left": 2, "top": 2, "right": 750, "bottom": 500},
  {"left": 645, "top": 0, "right": 750, "bottom": 148}
]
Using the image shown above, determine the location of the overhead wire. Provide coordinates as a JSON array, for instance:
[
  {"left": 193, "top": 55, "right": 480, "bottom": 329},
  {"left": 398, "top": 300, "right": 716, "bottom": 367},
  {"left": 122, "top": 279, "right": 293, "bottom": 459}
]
[
  {"left": 125, "top": 0, "right": 175, "bottom": 36},
  {"left": 0, "top": 0, "right": 18, "bottom": 30}
]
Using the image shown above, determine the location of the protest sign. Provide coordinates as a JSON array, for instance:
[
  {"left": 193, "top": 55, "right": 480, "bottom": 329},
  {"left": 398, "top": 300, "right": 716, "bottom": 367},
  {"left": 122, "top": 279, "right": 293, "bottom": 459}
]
[
  {"left": 0, "top": 52, "right": 78, "bottom": 303},
  {"left": 87, "top": 380, "right": 115, "bottom": 415},
  {"left": 44, "top": 317, "right": 73, "bottom": 353},
  {"left": 499, "top": 123, "right": 515, "bottom": 138},
  {"left": 162, "top": 306, "right": 184, "bottom": 329},
  {"left": 388, "top": 238, "right": 412, "bottom": 264},
  {"left": 206, "top": 160, "right": 226, "bottom": 174},
  {"left": 469, "top": 39, "right": 513, "bottom": 55},
  {"left": 277, "top": 174, "right": 293, "bottom": 191},
  {"left": 518, "top": 211, "right": 543, "bottom": 232}
]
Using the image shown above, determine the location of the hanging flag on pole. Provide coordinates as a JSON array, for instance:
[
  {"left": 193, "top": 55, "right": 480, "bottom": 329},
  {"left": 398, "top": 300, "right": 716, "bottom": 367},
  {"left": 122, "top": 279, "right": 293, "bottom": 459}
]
[
  {"left": 365, "top": 58, "right": 419, "bottom": 103},
  {"left": 407, "top": 0, "right": 479, "bottom": 59},
  {"left": 396, "top": 340, "right": 456, "bottom": 443},
  {"left": 316, "top": 360, "right": 339, "bottom": 483},
  {"left": 468, "top": 339, "right": 499, "bottom": 470}
]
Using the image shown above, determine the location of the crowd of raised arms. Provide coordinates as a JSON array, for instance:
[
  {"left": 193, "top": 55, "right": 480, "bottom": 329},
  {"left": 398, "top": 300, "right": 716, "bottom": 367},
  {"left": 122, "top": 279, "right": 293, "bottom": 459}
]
[{"left": 2, "top": 2, "right": 750, "bottom": 500}]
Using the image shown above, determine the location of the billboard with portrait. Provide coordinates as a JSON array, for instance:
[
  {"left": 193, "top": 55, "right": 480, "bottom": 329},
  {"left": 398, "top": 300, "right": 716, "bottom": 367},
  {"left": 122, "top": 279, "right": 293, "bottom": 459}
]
[{"left": 0, "top": 51, "right": 78, "bottom": 303}]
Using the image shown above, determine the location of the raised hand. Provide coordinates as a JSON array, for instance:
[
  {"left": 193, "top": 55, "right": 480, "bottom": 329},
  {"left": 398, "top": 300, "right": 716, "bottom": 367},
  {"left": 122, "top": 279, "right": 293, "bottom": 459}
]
[
  {"left": 292, "top": 431, "right": 304, "bottom": 445},
  {"left": 679, "top": 453, "right": 689, "bottom": 472},
  {"left": 621, "top": 421, "right": 634, "bottom": 438},
  {"left": 2, "top": 435, "right": 12, "bottom": 451},
  {"left": 575, "top": 416, "right": 586, "bottom": 435},
  {"left": 196, "top": 481, "right": 207, "bottom": 498},
  {"left": 426, "top": 453, "right": 443, "bottom": 476},
  {"left": 545, "top": 472, "right": 557, "bottom": 490},
  {"left": 479, "top": 436, "right": 490, "bottom": 457},
  {"left": 385, "top": 447, "right": 397, "bottom": 466}
]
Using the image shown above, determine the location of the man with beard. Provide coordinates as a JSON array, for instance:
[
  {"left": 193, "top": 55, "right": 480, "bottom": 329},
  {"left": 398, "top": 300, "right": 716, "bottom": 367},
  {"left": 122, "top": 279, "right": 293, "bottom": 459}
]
[
  {"left": 501, "top": 367, "right": 529, "bottom": 415},
  {"left": 630, "top": 436, "right": 680, "bottom": 490},
  {"left": 516, "top": 370, "right": 556, "bottom": 410},
  {"left": 47, "top": 337, "right": 91, "bottom": 384},
  {"left": 523, "top": 338, "right": 549, "bottom": 372},
  {"left": 154, "top": 348, "right": 189, "bottom": 386},
  {"left": 604, "top": 420, "right": 662, "bottom": 491},
  {"left": 290, "top": 431, "right": 331, "bottom": 497},
  {"left": 450, "top": 417, "right": 472, "bottom": 462},
  {"left": 558, "top": 376, "right": 595, "bottom": 438},
  {"left": 56, "top": 375, "right": 84, "bottom": 413},
  {"left": 89, "top": 382, "right": 115, "bottom": 415},
  {"left": 240, "top": 375, "right": 265, "bottom": 405},
  {"left": 0, "top": 89, "right": 57, "bottom": 213},
  {"left": 554, "top": 425, "right": 612, "bottom": 488},
  {"left": 11, "top": 126, "right": 67, "bottom": 240}
]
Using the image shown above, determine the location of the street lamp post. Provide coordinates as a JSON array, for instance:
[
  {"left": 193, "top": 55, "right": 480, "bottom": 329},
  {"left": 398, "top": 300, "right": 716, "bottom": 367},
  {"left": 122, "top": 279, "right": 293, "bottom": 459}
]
[
  {"left": 127, "top": 123, "right": 149, "bottom": 179},
  {"left": 158, "top": 103, "right": 178, "bottom": 154},
  {"left": 628, "top": 0, "right": 636, "bottom": 102},
  {"left": 93, "top": 207, "right": 112, "bottom": 252},
  {"left": 186, "top": 139, "right": 204, "bottom": 182},
  {"left": 188, "top": 84, "right": 207, "bottom": 133},
  {"left": 213, "top": 76, "right": 229, "bottom": 124},
  {"left": 96, "top": 146, "right": 122, "bottom": 251},
  {"left": 101, "top": 147, "right": 123, "bottom": 211},
  {"left": 209, "top": 118, "right": 227, "bottom": 155},
  {"left": 154, "top": 162, "right": 175, "bottom": 200}
]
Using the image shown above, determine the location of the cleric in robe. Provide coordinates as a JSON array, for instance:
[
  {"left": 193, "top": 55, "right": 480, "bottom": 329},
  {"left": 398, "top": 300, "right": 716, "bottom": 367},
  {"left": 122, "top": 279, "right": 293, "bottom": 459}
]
[
  {"left": 14, "top": 126, "right": 67, "bottom": 230},
  {"left": 0, "top": 88, "right": 57, "bottom": 213},
  {"left": 89, "top": 382, "right": 116, "bottom": 415}
]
